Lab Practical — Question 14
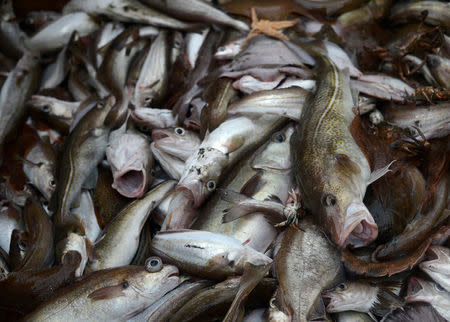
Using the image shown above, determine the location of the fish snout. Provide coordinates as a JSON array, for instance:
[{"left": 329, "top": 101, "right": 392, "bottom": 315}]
[
  {"left": 151, "top": 129, "right": 170, "bottom": 142},
  {"left": 405, "top": 277, "right": 425, "bottom": 302},
  {"left": 112, "top": 169, "right": 147, "bottom": 198},
  {"left": 176, "top": 181, "right": 204, "bottom": 208},
  {"left": 337, "top": 201, "right": 378, "bottom": 249}
]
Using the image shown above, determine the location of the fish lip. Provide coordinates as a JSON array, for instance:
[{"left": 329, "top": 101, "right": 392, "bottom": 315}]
[
  {"left": 321, "top": 292, "right": 339, "bottom": 312},
  {"left": 175, "top": 184, "right": 203, "bottom": 208},
  {"left": 151, "top": 129, "right": 170, "bottom": 142},
  {"left": 405, "top": 277, "right": 424, "bottom": 302},
  {"left": 112, "top": 169, "right": 146, "bottom": 198},
  {"left": 338, "top": 202, "right": 378, "bottom": 249}
]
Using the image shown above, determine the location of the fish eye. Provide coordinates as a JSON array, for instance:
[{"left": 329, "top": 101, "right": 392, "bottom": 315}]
[
  {"left": 322, "top": 193, "right": 337, "bottom": 207},
  {"left": 140, "top": 125, "right": 149, "bottom": 132},
  {"left": 336, "top": 283, "right": 347, "bottom": 291},
  {"left": 49, "top": 179, "right": 56, "bottom": 186},
  {"left": 144, "top": 97, "right": 152, "bottom": 104},
  {"left": 217, "top": 46, "right": 225, "bottom": 52},
  {"left": 19, "top": 240, "right": 27, "bottom": 251},
  {"left": 435, "top": 283, "right": 445, "bottom": 292},
  {"left": 121, "top": 281, "right": 129, "bottom": 288},
  {"left": 145, "top": 256, "right": 163, "bottom": 272},
  {"left": 96, "top": 102, "right": 104, "bottom": 109},
  {"left": 42, "top": 105, "right": 50, "bottom": 113},
  {"left": 206, "top": 180, "right": 216, "bottom": 191},
  {"left": 272, "top": 133, "right": 285, "bottom": 143},
  {"left": 150, "top": 170, "right": 155, "bottom": 177},
  {"left": 174, "top": 127, "right": 185, "bottom": 136}
]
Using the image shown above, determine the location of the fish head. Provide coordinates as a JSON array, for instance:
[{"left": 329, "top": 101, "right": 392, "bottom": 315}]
[
  {"left": 405, "top": 277, "right": 446, "bottom": 305},
  {"left": 131, "top": 108, "right": 176, "bottom": 132},
  {"left": 107, "top": 133, "right": 152, "bottom": 198},
  {"left": 313, "top": 154, "right": 378, "bottom": 249},
  {"left": 129, "top": 260, "right": 179, "bottom": 299},
  {"left": 419, "top": 246, "right": 450, "bottom": 290},
  {"left": 0, "top": 0, "right": 14, "bottom": 22},
  {"left": 322, "top": 281, "right": 375, "bottom": 313},
  {"left": 152, "top": 127, "right": 201, "bottom": 161},
  {"left": 177, "top": 148, "right": 228, "bottom": 208},
  {"left": 251, "top": 125, "right": 294, "bottom": 172},
  {"left": 36, "top": 165, "right": 57, "bottom": 201}
]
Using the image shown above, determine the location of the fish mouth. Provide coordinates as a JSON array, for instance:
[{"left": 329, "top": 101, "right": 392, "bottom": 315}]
[
  {"left": 113, "top": 169, "right": 146, "bottom": 198},
  {"left": 152, "top": 129, "right": 170, "bottom": 141},
  {"left": 321, "top": 292, "right": 339, "bottom": 313},
  {"left": 405, "top": 277, "right": 424, "bottom": 302},
  {"left": 338, "top": 201, "right": 378, "bottom": 249},
  {"left": 176, "top": 181, "right": 204, "bottom": 208},
  {"left": 419, "top": 247, "right": 439, "bottom": 272}
]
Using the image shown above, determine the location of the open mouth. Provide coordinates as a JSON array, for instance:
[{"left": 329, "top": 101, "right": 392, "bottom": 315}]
[
  {"left": 337, "top": 202, "right": 378, "bottom": 249},
  {"left": 406, "top": 277, "right": 423, "bottom": 300},
  {"left": 176, "top": 183, "right": 203, "bottom": 208},
  {"left": 424, "top": 247, "right": 439, "bottom": 261},
  {"left": 114, "top": 170, "right": 145, "bottom": 198}
]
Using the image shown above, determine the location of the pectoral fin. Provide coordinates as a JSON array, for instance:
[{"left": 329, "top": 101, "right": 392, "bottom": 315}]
[
  {"left": 368, "top": 160, "right": 396, "bottom": 185},
  {"left": 88, "top": 284, "right": 126, "bottom": 301}
]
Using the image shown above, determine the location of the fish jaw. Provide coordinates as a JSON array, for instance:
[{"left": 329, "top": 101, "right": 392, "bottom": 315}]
[
  {"left": 112, "top": 167, "right": 148, "bottom": 198},
  {"left": 405, "top": 277, "right": 428, "bottom": 303},
  {"left": 336, "top": 201, "right": 378, "bottom": 249},
  {"left": 176, "top": 181, "right": 204, "bottom": 209}
]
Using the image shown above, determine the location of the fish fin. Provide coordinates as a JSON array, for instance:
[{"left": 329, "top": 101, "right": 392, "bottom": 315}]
[
  {"left": 88, "top": 284, "right": 126, "bottom": 301},
  {"left": 368, "top": 160, "right": 396, "bottom": 185},
  {"left": 265, "top": 194, "right": 282, "bottom": 203},
  {"left": 224, "top": 261, "right": 271, "bottom": 322},
  {"left": 222, "top": 206, "right": 251, "bottom": 223},
  {"left": 82, "top": 168, "right": 98, "bottom": 190},
  {"left": 218, "top": 189, "right": 248, "bottom": 204},
  {"left": 307, "top": 296, "right": 327, "bottom": 321},
  {"left": 240, "top": 171, "right": 263, "bottom": 196},
  {"left": 371, "top": 288, "right": 403, "bottom": 317},
  {"left": 85, "top": 238, "right": 98, "bottom": 261},
  {"left": 224, "top": 135, "right": 245, "bottom": 154}
]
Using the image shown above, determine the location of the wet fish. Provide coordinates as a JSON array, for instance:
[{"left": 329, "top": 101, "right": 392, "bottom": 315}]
[
  {"left": 69, "top": 191, "right": 101, "bottom": 243},
  {"left": 323, "top": 280, "right": 403, "bottom": 318},
  {"left": 0, "top": 52, "right": 40, "bottom": 150},
  {"left": 275, "top": 218, "right": 344, "bottom": 321},
  {"left": 9, "top": 198, "right": 54, "bottom": 271},
  {"left": 405, "top": 277, "right": 450, "bottom": 321},
  {"left": 131, "top": 107, "right": 177, "bottom": 131},
  {"left": 24, "top": 263, "right": 179, "bottom": 321},
  {"left": 56, "top": 232, "right": 89, "bottom": 277},
  {"left": 142, "top": 0, "right": 249, "bottom": 31},
  {"left": 351, "top": 74, "right": 414, "bottom": 101},
  {"left": 178, "top": 114, "right": 286, "bottom": 209},
  {"left": 88, "top": 180, "right": 175, "bottom": 271},
  {"left": 0, "top": 201, "right": 23, "bottom": 253},
  {"left": 186, "top": 28, "right": 210, "bottom": 69},
  {"left": 134, "top": 30, "right": 169, "bottom": 107},
  {"left": 291, "top": 55, "right": 383, "bottom": 249},
  {"left": 420, "top": 246, "right": 450, "bottom": 292},
  {"left": 427, "top": 54, "right": 450, "bottom": 90},
  {"left": 214, "top": 36, "right": 247, "bottom": 60},
  {"left": 63, "top": 0, "right": 197, "bottom": 29},
  {"left": 53, "top": 96, "right": 116, "bottom": 232},
  {"left": 106, "top": 126, "right": 153, "bottom": 198},
  {"left": 390, "top": 1, "right": 450, "bottom": 29},
  {"left": 27, "top": 12, "right": 99, "bottom": 53}
]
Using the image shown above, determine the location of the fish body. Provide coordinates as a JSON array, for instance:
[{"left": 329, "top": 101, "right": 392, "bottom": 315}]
[
  {"left": 88, "top": 181, "right": 175, "bottom": 271},
  {"left": 151, "top": 229, "right": 272, "bottom": 280},
  {"left": 24, "top": 264, "right": 179, "bottom": 321},
  {"left": 291, "top": 55, "right": 378, "bottom": 248},
  {"left": 0, "top": 52, "right": 40, "bottom": 148}
]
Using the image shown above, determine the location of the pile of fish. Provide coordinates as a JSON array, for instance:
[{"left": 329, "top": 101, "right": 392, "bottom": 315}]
[{"left": 1, "top": 0, "right": 449, "bottom": 320}]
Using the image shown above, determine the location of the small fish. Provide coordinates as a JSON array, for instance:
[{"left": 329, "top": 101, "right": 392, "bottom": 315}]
[
  {"left": 420, "top": 246, "right": 450, "bottom": 293},
  {"left": 323, "top": 280, "right": 403, "bottom": 319},
  {"left": 24, "top": 263, "right": 179, "bottom": 321},
  {"left": 405, "top": 277, "right": 450, "bottom": 321},
  {"left": 106, "top": 125, "right": 153, "bottom": 198},
  {"left": 88, "top": 180, "right": 175, "bottom": 271},
  {"left": 27, "top": 12, "right": 99, "bottom": 53}
]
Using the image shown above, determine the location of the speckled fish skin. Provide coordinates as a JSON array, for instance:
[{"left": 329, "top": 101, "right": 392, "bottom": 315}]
[
  {"left": 291, "top": 55, "right": 378, "bottom": 249},
  {"left": 24, "top": 264, "right": 180, "bottom": 322},
  {"left": 54, "top": 96, "right": 115, "bottom": 231},
  {"left": 151, "top": 229, "right": 272, "bottom": 280},
  {"left": 0, "top": 52, "right": 40, "bottom": 149},
  {"left": 194, "top": 124, "right": 295, "bottom": 253},
  {"left": 87, "top": 181, "right": 175, "bottom": 272},
  {"left": 275, "top": 218, "right": 343, "bottom": 322},
  {"left": 178, "top": 114, "right": 286, "bottom": 209}
]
